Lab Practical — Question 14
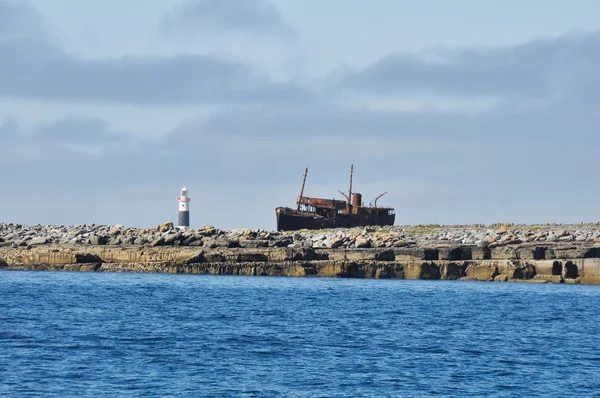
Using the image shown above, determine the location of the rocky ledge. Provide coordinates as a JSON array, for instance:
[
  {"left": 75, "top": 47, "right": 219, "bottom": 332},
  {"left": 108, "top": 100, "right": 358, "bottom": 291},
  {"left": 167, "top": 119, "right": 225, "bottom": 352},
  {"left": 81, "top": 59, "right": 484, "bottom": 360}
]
[{"left": 1, "top": 222, "right": 600, "bottom": 284}]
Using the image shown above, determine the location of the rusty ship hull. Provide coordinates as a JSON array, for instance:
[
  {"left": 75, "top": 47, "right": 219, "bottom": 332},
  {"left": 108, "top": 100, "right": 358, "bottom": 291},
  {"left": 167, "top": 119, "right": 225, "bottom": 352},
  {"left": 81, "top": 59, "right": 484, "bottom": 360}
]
[
  {"left": 276, "top": 207, "right": 395, "bottom": 231},
  {"left": 275, "top": 165, "right": 396, "bottom": 232}
]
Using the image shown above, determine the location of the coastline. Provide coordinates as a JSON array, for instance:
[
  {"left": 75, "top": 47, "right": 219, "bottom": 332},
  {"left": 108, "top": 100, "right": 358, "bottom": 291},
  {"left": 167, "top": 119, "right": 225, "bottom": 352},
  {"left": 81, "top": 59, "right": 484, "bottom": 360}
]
[
  {"left": 2, "top": 242, "right": 600, "bottom": 284},
  {"left": 2, "top": 222, "right": 599, "bottom": 283}
]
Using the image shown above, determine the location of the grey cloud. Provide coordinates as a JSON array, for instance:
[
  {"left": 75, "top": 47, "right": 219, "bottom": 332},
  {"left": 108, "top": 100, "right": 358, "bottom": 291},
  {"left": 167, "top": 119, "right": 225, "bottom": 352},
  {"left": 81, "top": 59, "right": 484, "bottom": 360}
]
[
  {"left": 34, "top": 115, "right": 133, "bottom": 145},
  {"left": 171, "top": 98, "right": 597, "bottom": 143},
  {"left": 0, "top": 116, "right": 21, "bottom": 140},
  {"left": 161, "top": 0, "right": 295, "bottom": 39},
  {"left": 334, "top": 32, "right": 600, "bottom": 101},
  {"left": 0, "top": 0, "right": 45, "bottom": 39},
  {"left": 0, "top": 2, "right": 307, "bottom": 105},
  {"left": 0, "top": 36, "right": 309, "bottom": 105}
]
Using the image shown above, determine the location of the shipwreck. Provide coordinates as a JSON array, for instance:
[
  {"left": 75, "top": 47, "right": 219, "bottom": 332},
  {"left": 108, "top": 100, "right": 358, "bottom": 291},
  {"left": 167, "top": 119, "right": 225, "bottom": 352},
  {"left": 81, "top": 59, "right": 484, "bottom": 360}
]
[{"left": 275, "top": 165, "right": 396, "bottom": 231}]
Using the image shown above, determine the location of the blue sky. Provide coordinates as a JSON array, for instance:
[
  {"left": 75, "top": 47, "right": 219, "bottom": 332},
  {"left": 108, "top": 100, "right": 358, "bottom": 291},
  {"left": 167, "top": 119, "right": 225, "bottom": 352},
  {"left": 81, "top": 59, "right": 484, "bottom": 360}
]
[{"left": 0, "top": 0, "right": 598, "bottom": 229}]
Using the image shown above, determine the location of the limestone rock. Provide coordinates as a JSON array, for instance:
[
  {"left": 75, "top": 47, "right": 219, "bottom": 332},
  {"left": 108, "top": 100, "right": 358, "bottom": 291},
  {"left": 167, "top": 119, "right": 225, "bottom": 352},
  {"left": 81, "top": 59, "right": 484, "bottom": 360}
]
[
  {"left": 29, "top": 237, "right": 47, "bottom": 246},
  {"left": 89, "top": 235, "right": 107, "bottom": 245},
  {"left": 158, "top": 222, "right": 174, "bottom": 232},
  {"left": 355, "top": 237, "right": 371, "bottom": 248}
]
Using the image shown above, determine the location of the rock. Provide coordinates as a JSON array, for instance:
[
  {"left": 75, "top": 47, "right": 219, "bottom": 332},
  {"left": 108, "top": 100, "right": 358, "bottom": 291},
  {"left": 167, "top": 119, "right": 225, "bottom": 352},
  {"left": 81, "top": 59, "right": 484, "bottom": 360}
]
[
  {"left": 163, "top": 234, "right": 180, "bottom": 245},
  {"left": 150, "top": 237, "right": 165, "bottom": 247},
  {"left": 28, "top": 237, "right": 47, "bottom": 246},
  {"left": 302, "top": 239, "right": 314, "bottom": 249},
  {"left": 182, "top": 236, "right": 197, "bottom": 246},
  {"left": 271, "top": 238, "right": 292, "bottom": 248},
  {"left": 504, "top": 239, "right": 522, "bottom": 245},
  {"left": 484, "top": 237, "right": 496, "bottom": 244},
  {"left": 202, "top": 238, "right": 217, "bottom": 249},
  {"left": 239, "top": 239, "right": 268, "bottom": 248},
  {"left": 108, "top": 236, "right": 121, "bottom": 245},
  {"left": 3, "top": 232, "right": 17, "bottom": 240},
  {"left": 111, "top": 224, "right": 123, "bottom": 235},
  {"left": 134, "top": 237, "right": 148, "bottom": 245},
  {"left": 121, "top": 236, "right": 135, "bottom": 245},
  {"left": 326, "top": 238, "right": 344, "bottom": 249},
  {"left": 494, "top": 274, "right": 509, "bottom": 282},
  {"left": 558, "top": 235, "right": 574, "bottom": 242},
  {"left": 157, "top": 222, "right": 174, "bottom": 232},
  {"left": 214, "top": 238, "right": 232, "bottom": 248},
  {"left": 355, "top": 238, "right": 371, "bottom": 248},
  {"left": 89, "top": 235, "right": 107, "bottom": 245},
  {"left": 198, "top": 226, "right": 216, "bottom": 236}
]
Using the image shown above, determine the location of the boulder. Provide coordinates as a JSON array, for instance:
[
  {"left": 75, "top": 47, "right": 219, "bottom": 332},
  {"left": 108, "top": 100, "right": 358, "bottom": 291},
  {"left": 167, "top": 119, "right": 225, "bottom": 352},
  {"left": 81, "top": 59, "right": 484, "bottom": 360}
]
[
  {"left": 89, "top": 234, "right": 107, "bottom": 245},
  {"left": 29, "top": 237, "right": 47, "bottom": 246},
  {"left": 111, "top": 224, "right": 123, "bottom": 235},
  {"left": 134, "top": 237, "right": 148, "bottom": 245},
  {"left": 163, "top": 233, "right": 180, "bottom": 245},
  {"left": 157, "top": 222, "right": 174, "bottom": 232},
  {"left": 302, "top": 239, "right": 314, "bottom": 249},
  {"left": 355, "top": 237, "right": 371, "bottom": 248},
  {"left": 202, "top": 237, "right": 217, "bottom": 249},
  {"left": 239, "top": 239, "right": 268, "bottom": 248},
  {"left": 107, "top": 236, "right": 121, "bottom": 245},
  {"left": 150, "top": 236, "right": 165, "bottom": 247},
  {"left": 327, "top": 238, "right": 344, "bottom": 249}
]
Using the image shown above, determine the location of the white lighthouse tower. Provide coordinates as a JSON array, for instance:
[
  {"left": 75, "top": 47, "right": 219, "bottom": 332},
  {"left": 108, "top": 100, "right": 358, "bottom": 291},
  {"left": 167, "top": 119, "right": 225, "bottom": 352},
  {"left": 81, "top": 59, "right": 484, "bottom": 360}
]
[{"left": 178, "top": 186, "right": 191, "bottom": 230}]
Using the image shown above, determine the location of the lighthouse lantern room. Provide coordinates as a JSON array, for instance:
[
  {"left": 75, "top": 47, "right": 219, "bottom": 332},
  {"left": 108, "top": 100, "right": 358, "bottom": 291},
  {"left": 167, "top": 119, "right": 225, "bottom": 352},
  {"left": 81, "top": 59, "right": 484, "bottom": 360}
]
[{"left": 178, "top": 186, "right": 191, "bottom": 230}]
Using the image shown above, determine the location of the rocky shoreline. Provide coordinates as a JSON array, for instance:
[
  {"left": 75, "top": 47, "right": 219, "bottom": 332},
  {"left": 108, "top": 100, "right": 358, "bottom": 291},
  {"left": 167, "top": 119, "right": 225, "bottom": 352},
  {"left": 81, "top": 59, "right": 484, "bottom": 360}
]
[
  {"left": 2, "top": 222, "right": 600, "bottom": 249},
  {"left": 1, "top": 222, "right": 600, "bottom": 284}
]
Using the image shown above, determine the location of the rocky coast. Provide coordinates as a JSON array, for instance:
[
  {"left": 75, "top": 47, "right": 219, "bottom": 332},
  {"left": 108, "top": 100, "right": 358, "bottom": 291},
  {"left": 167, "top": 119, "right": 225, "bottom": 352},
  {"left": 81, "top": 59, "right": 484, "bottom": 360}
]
[{"left": 1, "top": 222, "right": 600, "bottom": 284}]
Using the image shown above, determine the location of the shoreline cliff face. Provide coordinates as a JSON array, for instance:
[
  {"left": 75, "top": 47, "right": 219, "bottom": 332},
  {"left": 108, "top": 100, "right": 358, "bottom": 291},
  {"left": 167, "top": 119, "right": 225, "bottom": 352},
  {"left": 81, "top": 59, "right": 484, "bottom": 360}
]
[{"left": 2, "top": 241, "right": 600, "bottom": 284}]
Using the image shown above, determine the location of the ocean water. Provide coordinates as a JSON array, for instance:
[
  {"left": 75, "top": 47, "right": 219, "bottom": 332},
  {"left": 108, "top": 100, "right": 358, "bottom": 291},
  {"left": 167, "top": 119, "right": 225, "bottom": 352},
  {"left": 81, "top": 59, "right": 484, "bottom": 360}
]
[{"left": 1, "top": 272, "right": 600, "bottom": 397}]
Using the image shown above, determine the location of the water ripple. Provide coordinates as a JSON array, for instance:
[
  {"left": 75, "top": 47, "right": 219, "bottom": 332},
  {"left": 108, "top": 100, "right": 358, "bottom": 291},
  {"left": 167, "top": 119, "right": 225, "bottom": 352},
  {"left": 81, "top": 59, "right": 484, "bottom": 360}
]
[{"left": 2, "top": 272, "right": 600, "bottom": 397}]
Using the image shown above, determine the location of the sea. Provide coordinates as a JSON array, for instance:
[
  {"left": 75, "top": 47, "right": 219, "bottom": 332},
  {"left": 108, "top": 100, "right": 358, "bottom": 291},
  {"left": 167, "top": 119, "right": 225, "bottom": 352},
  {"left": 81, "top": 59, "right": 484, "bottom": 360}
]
[{"left": 1, "top": 271, "right": 599, "bottom": 397}]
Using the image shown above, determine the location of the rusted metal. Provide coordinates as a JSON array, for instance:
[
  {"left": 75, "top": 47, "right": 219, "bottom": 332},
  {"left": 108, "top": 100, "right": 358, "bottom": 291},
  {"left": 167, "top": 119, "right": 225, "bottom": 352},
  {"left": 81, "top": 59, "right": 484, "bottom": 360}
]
[
  {"left": 296, "top": 167, "right": 308, "bottom": 211},
  {"left": 370, "top": 192, "right": 388, "bottom": 208},
  {"left": 348, "top": 164, "right": 354, "bottom": 208},
  {"left": 276, "top": 165, "right": 395, "bottom": 231}
]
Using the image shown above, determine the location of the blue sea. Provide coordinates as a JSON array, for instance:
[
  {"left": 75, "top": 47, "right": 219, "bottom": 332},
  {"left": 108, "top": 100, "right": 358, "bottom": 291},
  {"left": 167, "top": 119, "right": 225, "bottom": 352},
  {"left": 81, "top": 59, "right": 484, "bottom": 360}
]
[{"left": 1, "top": 272, "right": 600, "bottom": 397}]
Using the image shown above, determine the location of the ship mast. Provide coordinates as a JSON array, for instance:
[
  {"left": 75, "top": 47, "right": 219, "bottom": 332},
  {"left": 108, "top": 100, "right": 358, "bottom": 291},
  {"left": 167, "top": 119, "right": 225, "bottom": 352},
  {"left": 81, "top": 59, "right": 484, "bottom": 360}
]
[
  {"left": 337, "top": 164, "right": 355, "bottom": 212},
  {"left": 297, "top": 167, "right": 308, "bottom": 211},
  {"left": 348, "top": 164, "right": 353, "bottom": 207}
]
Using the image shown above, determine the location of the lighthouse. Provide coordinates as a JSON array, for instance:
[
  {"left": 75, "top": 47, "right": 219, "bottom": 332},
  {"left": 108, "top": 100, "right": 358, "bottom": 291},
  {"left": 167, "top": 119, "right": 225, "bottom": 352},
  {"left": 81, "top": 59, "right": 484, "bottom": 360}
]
[{"left": 178, "top": 186, "right": 191, "bottom": 230}]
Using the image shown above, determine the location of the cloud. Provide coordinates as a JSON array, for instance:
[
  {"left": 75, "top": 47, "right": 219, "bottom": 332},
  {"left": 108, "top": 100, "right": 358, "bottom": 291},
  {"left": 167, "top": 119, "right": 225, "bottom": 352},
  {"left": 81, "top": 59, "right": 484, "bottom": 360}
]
[
  {"left": 31, "top": 114, "right": 142, "bottom": 155},
  {"left": 0, "top": 2, "right": 307, "bottom": 105},
  {"left": 333, "top": 31, "right": 600, "bottom": 103},
  {"left": 0, "top": 116, "right": 22, "bottom": 140},
  {"left": 0, "top": 0, "right": 45, "bottom": 39},
  {"left": 0, "top": 36, "right": 309, "bottom": 105},
  {"left": 161, "top": 0, "right": 295, "bottom": 40}
]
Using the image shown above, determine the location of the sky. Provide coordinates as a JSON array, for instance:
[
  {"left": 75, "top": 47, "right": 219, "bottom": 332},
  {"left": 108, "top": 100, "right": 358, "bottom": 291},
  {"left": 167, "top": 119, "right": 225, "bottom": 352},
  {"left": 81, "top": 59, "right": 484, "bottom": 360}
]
[{"left": 0, "top": 0, "right": 599, "bottom": 229}]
